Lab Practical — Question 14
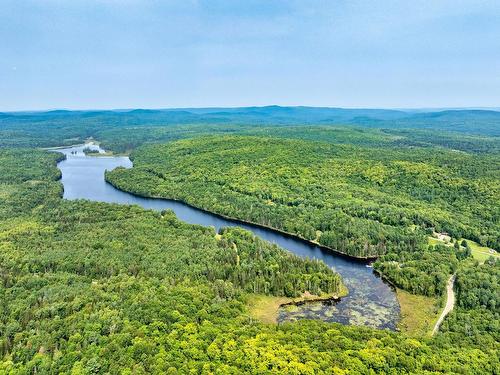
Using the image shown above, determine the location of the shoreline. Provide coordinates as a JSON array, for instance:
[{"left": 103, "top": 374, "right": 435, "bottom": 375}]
[
  {"left": 279, "top": 294, "right": 342, "bottom": 308},
  {"left": 247, "top": 289, "right": 348, "bottom": 325},
  {"left": 40, "top": 140, "right": 96, "bottom": 150},
  {"left": 105, "top": 175, "right": 379, "bottom": 263},
  {"left": 48, "top": 144, "right": 402, "bottom": 330},
  {"left": 45, "top": 142, "right": 130, "bottom": 157},
  {"left": 49, "top": 141, "right": 379, "bottom": 262}
]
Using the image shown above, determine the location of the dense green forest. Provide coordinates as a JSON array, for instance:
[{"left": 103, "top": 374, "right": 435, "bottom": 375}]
[
  {"left": 106, "top": 136, "right": 499, "bottom": 261},
  {"left": 0, "top": 143, "right": 497, "bottom": 372},
  {"left": 1, "top": 109, "right": 499, "bottom": 373},
  {"left": 439, "top": 259, "right": 499, "bottom": 349},
  {"left": 1, "top": 108, "right": 499, "bottom": 153},
  {"left": 373, "top": 244, "right": 462, "bottom": 296}
]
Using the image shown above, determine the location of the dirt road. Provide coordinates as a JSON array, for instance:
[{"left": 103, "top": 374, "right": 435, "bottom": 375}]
[{"left": 432, "top": 274, "right": 456, "bottom": 335}]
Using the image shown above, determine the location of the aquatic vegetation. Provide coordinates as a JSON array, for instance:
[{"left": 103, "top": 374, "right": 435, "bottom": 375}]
[{"left": 0, "top": 122, "right": 498, "bottom": 372}]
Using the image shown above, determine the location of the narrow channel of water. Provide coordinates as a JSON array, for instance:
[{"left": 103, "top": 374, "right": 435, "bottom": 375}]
[{"left": 53, "top": 143, "right": 400, "bottom": 329}]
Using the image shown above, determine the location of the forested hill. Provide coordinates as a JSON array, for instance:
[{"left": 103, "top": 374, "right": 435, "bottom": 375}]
[
  {"left": 1, "top": 107, "right": 499, "bottom": 152},
  {"left": 1, "top": 149, "right": 498, "bottom": 372},
  {"left": 106, "top": 135, "right": 499, "bottom": 304},
  {"left": 3, "top": 107, "right": 499, "bottom": 131},
  {"left": 106, "top": 136, "right": 500, "bottom": 258},
  {"left": 1, "top": 107, "right": 499, "bottom": 373}
]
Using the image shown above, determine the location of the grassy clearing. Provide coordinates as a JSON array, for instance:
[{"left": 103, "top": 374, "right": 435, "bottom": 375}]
[
  {"left": 428, "top": 236, "right": 498, "bottom": 263},
  {"left": 397, "top": 288, "right": 441, "bottom": 337},
  {"left": 428, "top": 237, "right": 444, "bottom": 246},
  {"left": 247, "top": 295, "right": 294, "bottom": 324},
  {"left": 462, "top": 239, "right": 499, "bottom": 263},
  {"left": 247, "top": 286, "right": 349, "bottom": 324}
]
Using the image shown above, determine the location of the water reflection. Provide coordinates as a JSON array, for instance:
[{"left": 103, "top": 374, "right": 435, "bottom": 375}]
[{"left": 52, "top": 143, "right": 400, "bottom": 330}]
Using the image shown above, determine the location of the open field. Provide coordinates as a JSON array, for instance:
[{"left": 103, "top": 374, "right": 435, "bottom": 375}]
[
  {"left": 463, "top": 239, "right": 499, "bottom": 262},
  {"left": 396, "top": 288, "right": 441, "bottom": 336},
  {"left": 428, "top": 236, "right": 498, "bottom": 263},
  {"left": 247, "top": 295, "right": 295, "bottom": 324}
]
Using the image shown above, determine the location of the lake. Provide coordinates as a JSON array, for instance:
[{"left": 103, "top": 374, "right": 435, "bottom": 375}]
[{"left": 53, "top": 143, "right": 400, "bottom": 329}]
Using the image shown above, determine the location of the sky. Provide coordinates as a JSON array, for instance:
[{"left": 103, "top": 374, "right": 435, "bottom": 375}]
[{"left": 1, "top": 0, "right": 499, "bottom": 111}]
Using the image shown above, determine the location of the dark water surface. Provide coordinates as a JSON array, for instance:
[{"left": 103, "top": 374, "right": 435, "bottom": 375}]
[{"left": 53, "top": 143, "right": 400, "bottom": 330}]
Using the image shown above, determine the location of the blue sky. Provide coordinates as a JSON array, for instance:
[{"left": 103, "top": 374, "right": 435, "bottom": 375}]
[{"left": 1, "top": 0, "right": 499, "bottom": 110}]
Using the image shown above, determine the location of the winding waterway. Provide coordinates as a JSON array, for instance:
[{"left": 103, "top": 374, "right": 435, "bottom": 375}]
[{"left": 53, "top": 143, "right": 400, "bottom": 330}]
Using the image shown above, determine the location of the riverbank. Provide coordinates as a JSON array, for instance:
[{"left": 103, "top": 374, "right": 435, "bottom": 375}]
[
  {"left": 41, "top": 138, "right": 99, "bottom": 151},
  {"left": 105, "top": 174, "right": 379, "bottom": 262},
  {"left": 49, "top": 143, "right": 401, "bottom": 330},
  {"left": 45, "top": 141, "right": 130, "bottom": 157},
  {"left": 247, "top": 287, "right": 349, "bottom": 324}
]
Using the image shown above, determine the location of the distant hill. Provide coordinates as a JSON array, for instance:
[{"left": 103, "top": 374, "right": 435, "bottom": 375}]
[
  {"left": 2, "top": 106, "right": 499, "bottom": 136},
  {"left": 380, "top": 109, "right": 500, "bottom": 136},
  {"left": 169, "top": 106, "right": 410, "bottom": 123},
  {"left": 411, "top": 109, "right": 500, "bottom": 120}
]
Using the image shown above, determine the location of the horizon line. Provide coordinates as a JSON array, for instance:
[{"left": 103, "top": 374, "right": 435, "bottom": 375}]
[{"left": 3, "top": 105, "right": 500, "bottom": 114}]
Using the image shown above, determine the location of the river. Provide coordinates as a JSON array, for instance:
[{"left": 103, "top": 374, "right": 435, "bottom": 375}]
[{"left": 53, "top": 143, "right": 400, "bottom": 330}]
